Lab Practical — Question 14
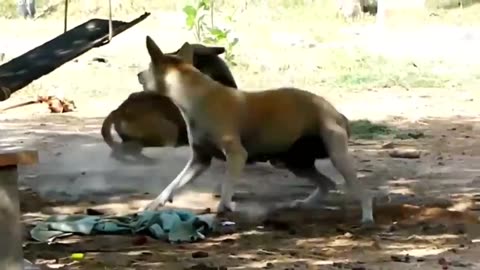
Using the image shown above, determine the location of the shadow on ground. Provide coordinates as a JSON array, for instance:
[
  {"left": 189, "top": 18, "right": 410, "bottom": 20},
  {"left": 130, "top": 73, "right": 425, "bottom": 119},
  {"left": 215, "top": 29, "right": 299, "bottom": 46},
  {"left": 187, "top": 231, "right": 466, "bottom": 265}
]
[{"left": 1, "top": 114, "right": 480, "bottom": 269}]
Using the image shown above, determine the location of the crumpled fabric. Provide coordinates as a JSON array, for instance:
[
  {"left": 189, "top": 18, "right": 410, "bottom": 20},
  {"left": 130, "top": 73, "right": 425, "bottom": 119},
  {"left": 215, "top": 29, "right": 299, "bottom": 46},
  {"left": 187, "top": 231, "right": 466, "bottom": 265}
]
[{"left": 30, "top": 210, "right": 214, "bottom": 243}]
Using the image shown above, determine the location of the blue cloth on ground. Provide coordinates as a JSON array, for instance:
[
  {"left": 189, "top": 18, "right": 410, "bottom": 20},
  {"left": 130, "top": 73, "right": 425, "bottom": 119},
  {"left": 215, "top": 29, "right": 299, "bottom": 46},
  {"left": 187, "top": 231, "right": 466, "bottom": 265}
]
[{"left": 30, "top": 210, "right": 214, "bottom": 243}]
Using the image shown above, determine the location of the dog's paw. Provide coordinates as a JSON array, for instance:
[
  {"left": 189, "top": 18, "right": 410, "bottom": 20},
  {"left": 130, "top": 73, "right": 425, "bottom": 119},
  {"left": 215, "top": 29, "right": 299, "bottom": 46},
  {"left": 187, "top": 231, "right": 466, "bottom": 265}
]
[
  {"left": 160, "top": 190, "right": 175, "bottom": 204},
  {"left": 217, "top": 201, "right": 236, "bottom": 214},
  {"left": 360, "top": 218, "right": 376, "bottom": 230},
  {"left": 141, "top": 192, "right": 174, "bottom": 211}
]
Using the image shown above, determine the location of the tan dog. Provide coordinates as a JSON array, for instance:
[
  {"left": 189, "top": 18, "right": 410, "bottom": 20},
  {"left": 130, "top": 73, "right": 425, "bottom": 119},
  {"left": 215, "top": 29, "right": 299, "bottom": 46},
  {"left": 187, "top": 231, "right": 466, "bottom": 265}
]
[{"left": 141, "top": 36, "right": 375, "bottom": 225}]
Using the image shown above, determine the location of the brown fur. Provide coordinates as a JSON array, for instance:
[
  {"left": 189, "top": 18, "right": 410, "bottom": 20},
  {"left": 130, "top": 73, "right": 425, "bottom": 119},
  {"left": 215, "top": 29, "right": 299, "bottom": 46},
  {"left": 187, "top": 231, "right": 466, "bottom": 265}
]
[
  {"left": 141, "top": 37, "right": 375, "bottom": 226},
  {"left": 101, "top": 91, "right": 187, "bottom": 163}
]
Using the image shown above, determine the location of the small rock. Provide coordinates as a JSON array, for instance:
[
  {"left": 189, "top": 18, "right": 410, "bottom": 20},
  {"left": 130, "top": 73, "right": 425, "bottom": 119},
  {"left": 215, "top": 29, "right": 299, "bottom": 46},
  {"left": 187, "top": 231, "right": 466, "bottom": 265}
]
[
  {"left": 192, "top": 251, "right": 209, "bottom": 259},
  {"left": 92, "top": 57, "right": 107, "bottom": 63},
  {"left": 288, "top": 251, "right": 298, "bottom": 257},
  {"left": 416, "top": 257, "right": 425, "bottom": 262},
  {"left": 351, "top": 266, "right": 366, "bottom": 270},
  {"left": 388, "top": 149, "right": 421, "bottom": 159},
  {"left": 264, "top": 262, "right": 274, "bottom": 269}
]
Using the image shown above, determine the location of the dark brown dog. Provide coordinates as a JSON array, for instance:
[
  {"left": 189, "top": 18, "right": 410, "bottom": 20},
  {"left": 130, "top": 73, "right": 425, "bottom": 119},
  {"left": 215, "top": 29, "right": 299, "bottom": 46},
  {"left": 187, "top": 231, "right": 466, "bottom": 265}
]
[{"left": 101, "top": 44, "right": 238, "bottom": 163}]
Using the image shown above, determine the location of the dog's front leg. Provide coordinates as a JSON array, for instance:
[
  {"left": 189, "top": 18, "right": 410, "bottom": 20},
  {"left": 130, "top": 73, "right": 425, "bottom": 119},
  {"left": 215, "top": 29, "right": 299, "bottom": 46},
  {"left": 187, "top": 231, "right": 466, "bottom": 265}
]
[
  {"left": 217, "top": 136, "right": 247, "bottom": 213},
  {"left": 142, "top": 149, "right": 211, "bottom": 211}
]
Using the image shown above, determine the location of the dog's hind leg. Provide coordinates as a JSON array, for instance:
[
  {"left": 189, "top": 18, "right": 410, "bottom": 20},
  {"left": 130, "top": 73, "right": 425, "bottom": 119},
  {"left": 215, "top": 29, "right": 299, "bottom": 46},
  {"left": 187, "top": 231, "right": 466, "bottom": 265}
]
[
  {"left": 111, "top": 141, "right": 157, "bottom": 165},
  {"left": 321, "top": 122, "right": 375, "bottom": 225},
  {"left": 288, "top": 165, "right": 337, "bottom": 207},
  {"left": 142, "top": 148, "right": 212, "bottom": 211}
]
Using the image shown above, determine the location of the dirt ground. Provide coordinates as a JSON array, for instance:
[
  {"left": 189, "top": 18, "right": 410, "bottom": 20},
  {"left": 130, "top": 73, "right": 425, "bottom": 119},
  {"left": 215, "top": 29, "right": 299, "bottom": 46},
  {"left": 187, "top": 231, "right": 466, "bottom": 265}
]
[
  {"left": 1, "top": 10, "right": 480, "bottom": 270},
  {"left": 8, "top": 102, "right": 480, "bottom": 270}
]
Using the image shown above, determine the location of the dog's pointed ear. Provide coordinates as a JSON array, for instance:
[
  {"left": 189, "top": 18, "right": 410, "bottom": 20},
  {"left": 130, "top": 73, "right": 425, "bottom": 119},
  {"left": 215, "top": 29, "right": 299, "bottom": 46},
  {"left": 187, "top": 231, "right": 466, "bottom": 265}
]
[
  {"left": 191, "top": 45, "right": 225, "bottom": 56},
  {"left": 146, "top": 36, "right": 164, "bottom": 64},
  {"left": 176, "top": 42, "right": 194, "bottom": 64}
]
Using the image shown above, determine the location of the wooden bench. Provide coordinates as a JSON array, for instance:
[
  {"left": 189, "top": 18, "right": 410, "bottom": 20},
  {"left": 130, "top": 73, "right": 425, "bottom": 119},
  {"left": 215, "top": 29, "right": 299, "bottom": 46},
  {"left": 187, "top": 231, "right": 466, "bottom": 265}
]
[{"left": 0, "top": 149, "right": 38, "bottom": 270}]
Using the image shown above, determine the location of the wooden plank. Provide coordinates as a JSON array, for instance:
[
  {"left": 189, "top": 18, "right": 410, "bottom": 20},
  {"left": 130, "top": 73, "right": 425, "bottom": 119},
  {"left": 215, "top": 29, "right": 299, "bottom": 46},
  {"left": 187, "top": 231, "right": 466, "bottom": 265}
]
[
  {"left": 0, "top": 150, "right": 38, "bottom": 167},
  {"left": 0, "top": 166, "right": 23, "bottom": 270},
  {"left": 0, "top": 12, "right": 150, "bottom": 101}
]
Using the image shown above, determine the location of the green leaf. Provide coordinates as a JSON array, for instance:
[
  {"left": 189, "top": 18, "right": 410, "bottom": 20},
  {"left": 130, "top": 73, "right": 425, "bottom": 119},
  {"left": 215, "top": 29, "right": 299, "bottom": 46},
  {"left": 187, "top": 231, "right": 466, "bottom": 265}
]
[
  {"left": 183, "top": 5, "right": 197, "bottom": 29},
  {"left": 209, "top": 27, "right": 227, "bottom": 39},
  {"left": 186, "top": 17, "right": 196, "bottom": 29},
  {"left": 198, "top": 0, "right": 211, "bottom": 10},
  {"left": 182, "top": 5, "right": 197, "bottom": 18}
]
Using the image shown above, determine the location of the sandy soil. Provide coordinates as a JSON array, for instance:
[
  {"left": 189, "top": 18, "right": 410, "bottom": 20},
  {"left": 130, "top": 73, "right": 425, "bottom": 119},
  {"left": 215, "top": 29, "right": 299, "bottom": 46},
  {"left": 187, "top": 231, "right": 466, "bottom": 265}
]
[{"left": 1, "top": 11, "right": 480, "bottom": 270}]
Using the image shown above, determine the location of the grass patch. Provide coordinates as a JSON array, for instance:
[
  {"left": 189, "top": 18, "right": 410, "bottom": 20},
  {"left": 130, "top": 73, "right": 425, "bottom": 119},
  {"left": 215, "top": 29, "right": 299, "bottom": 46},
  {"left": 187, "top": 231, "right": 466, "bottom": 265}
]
[
  {"left": 350, "top": 119, "right": 427, "bottom": 140},
  {"left": 317, "top": 48, "right": 475, "bottom": 90},
  {"left": 350, "top": 120, "right": 396, "bottom": 140},
  {"left": 0, "top": 1, "right": 18, "bottom": 18}
]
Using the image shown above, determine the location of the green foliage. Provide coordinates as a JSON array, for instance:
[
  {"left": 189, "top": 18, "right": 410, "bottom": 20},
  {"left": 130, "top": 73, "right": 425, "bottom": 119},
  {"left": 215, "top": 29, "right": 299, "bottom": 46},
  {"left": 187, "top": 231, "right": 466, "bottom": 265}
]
[
  {"left": 0, "top": 1, "right": 20, "bottom": 18},
  {"left": 182, "top": 0, "right": 239, "bottom": 65},
  {"left": 350, "top": 120, "right": 426, "bottom": 140},
  {"left": 350, "top": 120, "right": 396, "bottom": 140},
  {"left": 425, "top": 0, "right": 480, "bottom": 9}
]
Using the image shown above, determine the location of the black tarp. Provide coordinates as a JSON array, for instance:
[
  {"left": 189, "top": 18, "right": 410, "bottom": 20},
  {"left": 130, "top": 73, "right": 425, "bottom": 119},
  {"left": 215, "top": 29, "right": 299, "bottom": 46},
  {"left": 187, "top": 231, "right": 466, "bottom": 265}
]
[{"left": 0, "top": 12, "right": 150, "bottom": 101}]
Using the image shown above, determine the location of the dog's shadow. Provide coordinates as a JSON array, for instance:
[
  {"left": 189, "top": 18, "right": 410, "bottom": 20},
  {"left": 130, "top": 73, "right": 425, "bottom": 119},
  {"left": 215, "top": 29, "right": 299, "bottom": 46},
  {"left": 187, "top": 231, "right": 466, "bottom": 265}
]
[{"left": 112, "top": 153, "right": 161, "bottom": 166}]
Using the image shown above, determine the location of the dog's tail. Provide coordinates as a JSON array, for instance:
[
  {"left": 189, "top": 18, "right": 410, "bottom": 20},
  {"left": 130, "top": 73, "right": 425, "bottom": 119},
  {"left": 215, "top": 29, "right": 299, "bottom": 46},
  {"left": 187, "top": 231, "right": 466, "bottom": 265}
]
[{"left": 101, "top": 110, "right": 120, "bottom": 149}]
